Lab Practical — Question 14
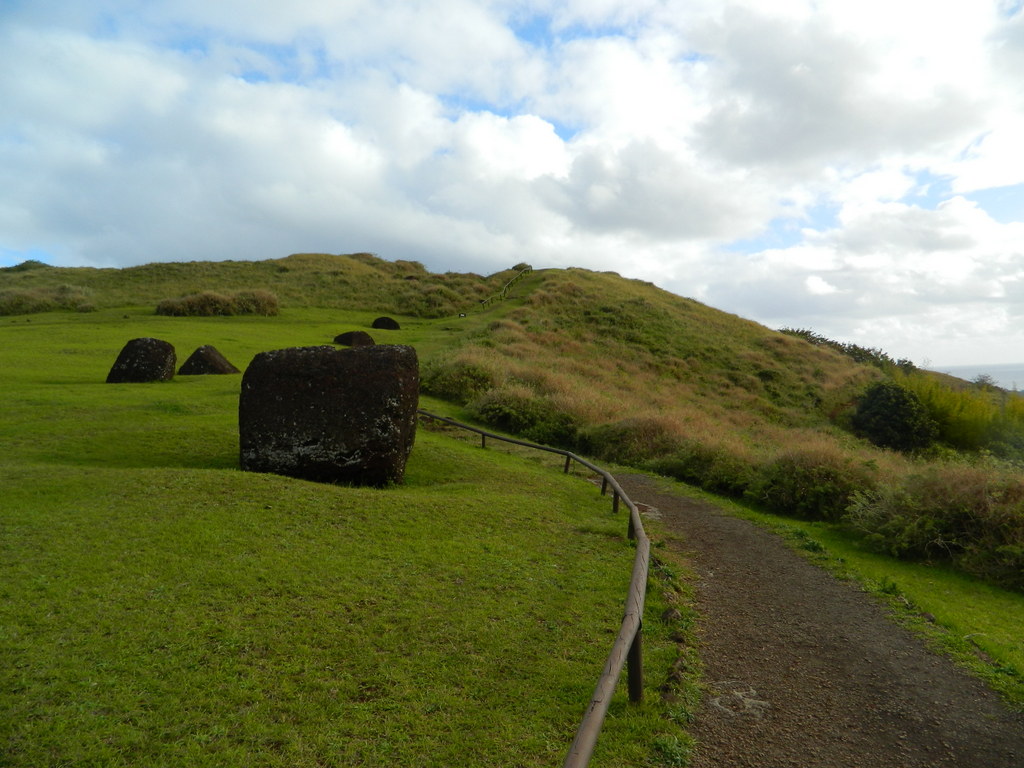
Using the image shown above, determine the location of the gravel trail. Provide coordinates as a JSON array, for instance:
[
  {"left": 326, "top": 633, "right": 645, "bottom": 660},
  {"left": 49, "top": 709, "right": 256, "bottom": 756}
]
[{"left": 617, "top": 474, "right": 1024, "bottom": 768}]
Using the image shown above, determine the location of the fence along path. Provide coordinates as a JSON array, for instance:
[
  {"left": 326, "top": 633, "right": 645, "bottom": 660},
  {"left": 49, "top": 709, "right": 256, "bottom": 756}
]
[
  {"left": 479, "top": 265, "right": 533, "bottom": 308},
  {"left": 416, "top": 410, "right": 651, "bottom": 768}
]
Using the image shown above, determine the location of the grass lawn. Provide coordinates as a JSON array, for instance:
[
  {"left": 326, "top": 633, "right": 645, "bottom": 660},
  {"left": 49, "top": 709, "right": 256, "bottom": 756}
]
[{"left": 0, "top": 310, "right": 689, "bottom": 767}]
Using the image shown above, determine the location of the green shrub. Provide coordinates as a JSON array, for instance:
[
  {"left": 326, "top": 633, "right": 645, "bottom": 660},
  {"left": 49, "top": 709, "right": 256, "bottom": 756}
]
[
  {"left": 577, "top": 417, "right": 682, "bottom": 465},
  {"left": 852, "top": 381, "right": 938, "bottom": 452},
  {"left": 468, "top": 387, "right": 578, "bottom": 448},
  {"left": 421, "top": 358, "right": 497, "bottom": 402},
  {"left": 0, "top": 259, "right": 51, "bottom": 273},
  {"left": 0, "top": 290, "right": 53, "bottom": 315},
  {"left": 647, "top": 440, "right": 753, "bottom": 497},
  {"left": 155, "top": 290, "right": 279, "bottom": 317},
  {"left": 748, "top": 448, "right": 876, "bottom": 520},
  {"left": 230, "top": 289, "right": 279, "bottom": 316},
  {"left": 0, "top": 285, "right": 95, "bottom": 315},
  {"left": 845, "top": 466, "right": 1024, "bottom": 590}
]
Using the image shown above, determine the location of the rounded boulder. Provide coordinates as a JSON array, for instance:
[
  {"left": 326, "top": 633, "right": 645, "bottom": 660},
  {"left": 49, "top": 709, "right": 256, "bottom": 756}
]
[
  {"left": 371, "top": 316, "right": 401, "bottom": 330},
  {"left": 178, "top": 345, "right": 240, "bottom": 375},
  {"left": 333, "top": 330, "right": 375, "bottom": 347},
  {"left": 106, "top": 338, "right": 176, "bottom": 383}
]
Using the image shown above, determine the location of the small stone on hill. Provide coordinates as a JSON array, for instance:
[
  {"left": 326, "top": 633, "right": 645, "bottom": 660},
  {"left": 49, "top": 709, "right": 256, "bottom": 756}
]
[
  {"left": 106, "top": 337, "right": 176, "bottom": 383},
  {"left": 178, "top": 345, "right": 240, "bottom": 375},
  {"left": 371, "top": 316, "right": 400, "bottom": 330},
  {"left": 333, "top": 330, "right": 375, "bottom": 347}
]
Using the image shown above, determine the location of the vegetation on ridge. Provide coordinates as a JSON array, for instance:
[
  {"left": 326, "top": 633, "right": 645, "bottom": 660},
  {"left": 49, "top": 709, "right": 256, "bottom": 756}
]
[
  {"left": 6, "top": 252, "right": 1024, "bottom": 590},
  {"left": 1, "top": 252, "right": 516, "bottom": 318},
  {"left": 3, "top": 251, "right": 1023, "bottom": 764},
  {"left": 420, "top": 267, "right": 1024, "bottom": 591}
]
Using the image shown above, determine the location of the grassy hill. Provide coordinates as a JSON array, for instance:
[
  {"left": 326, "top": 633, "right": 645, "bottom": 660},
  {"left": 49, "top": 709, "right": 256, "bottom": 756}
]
[
  {"left": 3, "top": 251, "right": 1024, "bottom": 763},
  {"left": 0, "top": 252, "right": 521, "bottom": 317},
  {"left": 0, "top": 301, "right": 693, "bottom": 767},
  {"left": 6, "top": 252, "right": 1024, "bottom": 589}
]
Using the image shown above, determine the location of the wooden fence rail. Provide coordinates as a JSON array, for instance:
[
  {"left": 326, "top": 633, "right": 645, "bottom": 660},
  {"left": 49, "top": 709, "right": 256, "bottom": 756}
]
[
  {"left": 479, "top": 265, "right": 533, "bottom": 308},
  {"left": 416, "top": 410, "right": 651, "bottom": 768}
]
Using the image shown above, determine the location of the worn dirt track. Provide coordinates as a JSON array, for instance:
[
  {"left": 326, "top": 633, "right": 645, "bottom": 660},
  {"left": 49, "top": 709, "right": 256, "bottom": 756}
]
[{"left": 617, "top": 474, "right": 1024, "bottom": 768}]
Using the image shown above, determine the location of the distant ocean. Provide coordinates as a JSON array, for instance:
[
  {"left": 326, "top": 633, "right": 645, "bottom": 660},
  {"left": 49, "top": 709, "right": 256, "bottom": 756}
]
[{"left": 932, "top": 363, "right": 1024, "bottom": 391}]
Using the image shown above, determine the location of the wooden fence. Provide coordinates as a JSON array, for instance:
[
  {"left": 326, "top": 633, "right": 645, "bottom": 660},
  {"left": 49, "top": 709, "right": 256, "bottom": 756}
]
[
  {"left": 479, "top": 265, "right": 533, "bottom": 308},
  {"left": 416, "top": 410, "right": 651, "bottom": 768}
]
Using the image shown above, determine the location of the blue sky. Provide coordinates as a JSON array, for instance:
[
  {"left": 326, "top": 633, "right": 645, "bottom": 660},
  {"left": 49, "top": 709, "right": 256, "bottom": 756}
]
[{"left": 2, "top": 1, "right": 1024, "bottom": 366}]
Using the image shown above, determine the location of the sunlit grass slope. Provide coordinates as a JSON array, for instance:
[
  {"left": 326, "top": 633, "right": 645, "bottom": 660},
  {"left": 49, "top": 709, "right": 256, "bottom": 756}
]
[
  {"left": 0, "top": 308, "right": 687, "bottom": 767},
  {"left": 424, "top": 267, "right": 1024, "bottom": 592},
  {"left": 0, "top": 252, "right": 522, "bottom": 317}
]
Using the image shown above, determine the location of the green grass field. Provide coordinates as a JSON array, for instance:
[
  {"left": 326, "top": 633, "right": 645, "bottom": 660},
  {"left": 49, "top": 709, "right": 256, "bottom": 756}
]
[{"left": 0, "top": 309, "right": 690, "bottom": 767}]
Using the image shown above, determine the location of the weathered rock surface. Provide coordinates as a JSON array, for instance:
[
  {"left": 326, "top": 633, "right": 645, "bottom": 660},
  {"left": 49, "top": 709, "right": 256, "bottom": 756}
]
[
  {"left": 178, "top": 345, "right": 240, "bottom": 375},
  {"left": 106, "top": 337, "right": 176, "bottom": 383},
  {"left": 371, "top": 316, "right": 401, "bottom": 330},
  {"left": 333, "top": 330, "right": 375, "bottom": 347},
  {"left": 238, "top": 345, "right": 419, "bottom": 486}
]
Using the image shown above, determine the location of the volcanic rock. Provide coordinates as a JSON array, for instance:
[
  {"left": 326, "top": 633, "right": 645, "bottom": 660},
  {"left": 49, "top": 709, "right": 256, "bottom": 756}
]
[
  {"left": 371, "top": 316, "right": 401, "bottom": 330},
  {"left": 238, "top": 344, "right": 419, "bottom": 486},
  {"left": 333, "top": 330, "right": 375, "bottom": 347},
  {"left": 106, "top": 337, "right": 176, "bottom": 383},
  {"left": 178, "top": 345, "right": 240, "bottom": 375}
]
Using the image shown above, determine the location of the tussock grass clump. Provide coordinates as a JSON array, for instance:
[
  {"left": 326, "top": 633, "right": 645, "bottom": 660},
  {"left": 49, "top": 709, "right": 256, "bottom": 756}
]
[
  {"left": 647, "top": 438, "right": 757, "bottom": 497},
  {"left": 0, "top": 284, "right": 95, "bottom": 315},
  {"left": 848, "top": 464, "right": 1024, "bottom": 590},
  {"left": 155, "top": 289, "right": 279, "bottom": 316},
  {"left": 422, "top": 356, "right": 499, "bottom": 401},
  {"left": 468, "top": 384, "right": 579, "bottom": 448},
  {"left": 749, "top": 445, "right": 878, "bottom": 521},
  {"left": 578, "top": 415, "right": 685, "bottom": 466}
]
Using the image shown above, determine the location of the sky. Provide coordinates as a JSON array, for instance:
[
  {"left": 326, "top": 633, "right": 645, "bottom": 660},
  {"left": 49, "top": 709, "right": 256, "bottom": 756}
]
[{"left": 2, "top": 1, "right": 1024, "bottom": 366}]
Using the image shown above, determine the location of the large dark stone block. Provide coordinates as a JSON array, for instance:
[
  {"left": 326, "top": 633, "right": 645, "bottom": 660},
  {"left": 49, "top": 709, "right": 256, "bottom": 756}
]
[
  {"left": 106, "top": 337, "right": 176, "bottom": 383},
  {"left": 238, "top": 345, "right": 419, "bottom": 486},
  {"left": 178, "top": 345, "right": 240, "bottom": 375}
]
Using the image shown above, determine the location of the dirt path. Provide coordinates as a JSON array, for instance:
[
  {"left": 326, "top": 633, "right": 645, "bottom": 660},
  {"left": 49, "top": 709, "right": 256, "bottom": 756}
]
[{"left": 617, "top": 474, "right": 1024, "bottom": 768}]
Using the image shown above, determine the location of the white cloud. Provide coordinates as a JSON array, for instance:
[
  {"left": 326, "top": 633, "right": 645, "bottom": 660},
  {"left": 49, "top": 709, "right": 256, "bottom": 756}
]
[{"left": 2, "top": 0, "right": 1024, "bottom": 364}]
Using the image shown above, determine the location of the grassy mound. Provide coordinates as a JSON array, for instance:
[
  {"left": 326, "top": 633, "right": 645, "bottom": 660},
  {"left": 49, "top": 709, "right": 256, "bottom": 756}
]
[{"left": 0, "top": 308, "right": 689, "bottom": 767}]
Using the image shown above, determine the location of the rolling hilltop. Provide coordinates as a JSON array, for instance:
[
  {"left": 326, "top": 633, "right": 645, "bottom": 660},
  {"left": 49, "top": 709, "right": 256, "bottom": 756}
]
[
  {"left": 4, "top": 252, "right": 1024, "bottom": 767},
  {"left": 5, "top": 251, "right": 1024, "bottom": 591}
]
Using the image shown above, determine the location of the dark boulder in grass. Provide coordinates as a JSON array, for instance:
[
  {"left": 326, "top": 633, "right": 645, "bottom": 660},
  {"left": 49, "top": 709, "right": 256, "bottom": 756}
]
[
  {"left": 333, "top": 330, "right": 375, "bottom": 347},
  {"left": 178, "top": 345, "right": 240, "bottom": 375},
  {"left": 106, "top": 337, "right": 176, "bottom": 383},
  {"left": 239, "top": 345, "right": 419, "bottom": 486},
  {"left": 371, "top": 316, "right": 401, "bottom": 330}
]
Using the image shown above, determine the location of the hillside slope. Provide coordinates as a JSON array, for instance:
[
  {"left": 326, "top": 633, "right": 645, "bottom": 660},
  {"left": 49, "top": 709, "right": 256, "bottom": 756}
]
[
  {"left": 0, "top": 252, "right": 520, "bottom": 317},
  {"left": 4, "top": 252, "right": 1024, "bottom": 590}
]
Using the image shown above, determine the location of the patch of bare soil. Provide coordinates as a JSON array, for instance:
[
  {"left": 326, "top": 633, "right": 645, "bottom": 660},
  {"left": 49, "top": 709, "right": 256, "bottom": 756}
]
[{"left": 618, "top": 474, "right": 1024, "bottom": 768}]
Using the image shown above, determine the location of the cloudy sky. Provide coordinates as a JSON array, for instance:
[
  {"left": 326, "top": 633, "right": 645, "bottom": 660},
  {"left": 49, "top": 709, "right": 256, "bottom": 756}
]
[{"left": 3, "top": 1, "right": 1024, "bottom": 366}]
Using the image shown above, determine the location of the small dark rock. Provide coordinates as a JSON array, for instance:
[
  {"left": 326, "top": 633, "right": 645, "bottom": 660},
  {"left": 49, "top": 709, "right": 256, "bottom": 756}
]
[
  {"left": 333, "top": 330, "right": 375, "bottom": 347},
  {"left": 662, "top": 607, "right": 684, "bottom": 624},
  {"left": 106, "top": 337, "right": 176, "bottom": 383},
  {"left": 371, "top": 316, "right": 401, "bottom": 330},
  {"left": 178, "top": 345, "right": 240, "bottom": 375},
  {"left": 239, "top": 345, "right": 419, "bottom": 486}
]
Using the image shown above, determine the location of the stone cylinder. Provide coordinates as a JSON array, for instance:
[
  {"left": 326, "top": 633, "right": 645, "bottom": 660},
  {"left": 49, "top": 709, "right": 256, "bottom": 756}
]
[{"left": 238, "top": 345, "right": 419, "bottom": 486}]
